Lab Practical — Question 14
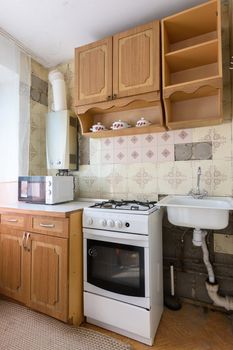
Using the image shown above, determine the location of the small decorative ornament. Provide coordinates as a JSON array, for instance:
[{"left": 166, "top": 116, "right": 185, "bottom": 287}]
[
  {"left": 90, "top": 122, "right": 106, "bottom": 132},
  {"left": 136, "top": 117, "right": 151, "bottom": 127},
  {"left": 110, "top": 120, "right": 131, "bottom": 130}
]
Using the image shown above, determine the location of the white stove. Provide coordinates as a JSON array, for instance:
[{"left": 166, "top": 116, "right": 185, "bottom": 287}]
[{"left": 83, "top": 200, "right": 164, "bottom": 346}]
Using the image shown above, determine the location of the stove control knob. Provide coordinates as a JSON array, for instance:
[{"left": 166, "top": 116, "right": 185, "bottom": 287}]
[
  {"left": 115, "top": 220, "right": 123, "bottom": 228},
  {"left": 87, "top": 217, "right": 93, "bottom": 225},
  {"left": 107, "top": 219, "right": 115, "bottom": 228},
  {"left": 100, "top": 219, "right": 107, "bottom": 227}
]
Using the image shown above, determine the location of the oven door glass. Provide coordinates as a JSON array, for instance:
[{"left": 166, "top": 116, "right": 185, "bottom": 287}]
[{"left": 86, "top": 239, "right": 145, "bottom": 297}]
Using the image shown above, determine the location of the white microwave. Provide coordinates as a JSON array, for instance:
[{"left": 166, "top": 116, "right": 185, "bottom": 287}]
[{"left": 18, "top": 176, "right": 74, "bottom": 204}]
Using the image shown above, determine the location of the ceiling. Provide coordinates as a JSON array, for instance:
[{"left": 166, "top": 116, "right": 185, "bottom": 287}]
[{"left": 0, "top": 0, "right": 206, "bottom": 68}]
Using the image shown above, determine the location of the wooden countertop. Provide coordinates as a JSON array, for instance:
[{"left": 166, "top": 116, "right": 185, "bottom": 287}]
[{"left": 0, "top": 201, "right": 94, "bottom": 218}]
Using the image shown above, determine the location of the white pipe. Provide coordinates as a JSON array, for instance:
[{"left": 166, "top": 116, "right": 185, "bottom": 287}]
[
  {"left": 206, "top": 281, "right": 233, "bottom": 311},
  {"left": 201, "top": 231, "right": 215, "bottom": 283},
  {"left": 194, "top": 229, "right": 233, "bottom": 311}
]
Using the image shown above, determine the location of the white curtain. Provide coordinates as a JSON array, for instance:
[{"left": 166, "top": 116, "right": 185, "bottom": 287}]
[{"left": 0, "top": 33, "right": 31, "bottom": 182}]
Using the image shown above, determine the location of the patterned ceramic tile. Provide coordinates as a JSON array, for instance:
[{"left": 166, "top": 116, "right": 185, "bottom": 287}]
[
  {"left": 113, "top": 136, "right": 128, "bottom": 149},
  {"left": 157, "top": 144, "right": 174, "bottom": 162},
  {"left": 99, "top": 164, "right": 115, "bottom": 195},
  {"left": 141, "top": 133, "right": 157, "bottom": 147},
  {"left": 191, "top": 160, "right": 232, "bottom": 196},
  {"left": 127, "top": 192, "right": 158, "bottom": 202},
  {"left": 90, "top": 139, "right": 101, "bottom": 165},
  {"left": 112, "top": 164, "right": 128, "bottom": 195},
  {"left": 128, "top": 163, "right": 157, "bottom": 194},
  {"left": 157, "top": 131, "right": 174, "bottom": 145},
  {"left": 192, "top": 122, "right": 232, "bottom": 143},
  {"left": 158, "top": 161, "right": 192, "bottom": 194},
  {"left": 78, "top": 165, "right": 100, "bottom": 194},
  {"left": 211, "top": 160, "right": 232, "bottom": 196},
  {"left": 114, "top": 148, "right": 128, "bottom": 164},
  {"left": 127, "top": 135, "right": 142, "bottom": 148},
  {"left": 101, "top": 151, "right": 114, "bottom": 164},
  {"left": 142, "top": 147, "right": 157, "bottom": 163},
  {"left": 174, "top": 129, "right": 193, "bottom": 144},
  {"left": 212, "top": 135, "right": 232, "bottom": 161},
  {"left": 127, "top": 147, "right": 142, "bottom": 163},
  {"left": 101, "top": 137, "right": 114, "bottom": 151}
]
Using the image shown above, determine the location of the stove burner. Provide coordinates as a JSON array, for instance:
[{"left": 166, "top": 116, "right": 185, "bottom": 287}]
[{"left": 90, "top": 199, "right": 157, "bottom": 211}]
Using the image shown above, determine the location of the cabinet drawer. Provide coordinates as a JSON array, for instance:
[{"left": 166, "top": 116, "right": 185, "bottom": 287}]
[
  {"left": 31, "top": 216, "right": 69, "bottom": 238},
  {"left": 1, "top": 214, "right": 26, "bottom": 228}
]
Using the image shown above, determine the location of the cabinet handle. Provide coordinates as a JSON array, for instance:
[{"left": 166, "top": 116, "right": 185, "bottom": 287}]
[
  {"left": 6, "top": 218, "right": 18, "bottom": 223},
  {"left": 107, "top": 95, "right": 112, "bottom": 100},
  {"left": 25, "top": 232, "right": 31, "bottom": 252},
  {"left": 113, "top": 94, "right": 117, "bottom": 99},
  {"left": 22, "top": 232, "right": 27, "bottom": 250},
  {"left": 39, "top": 223, "right": 55, "bottom": 228}
]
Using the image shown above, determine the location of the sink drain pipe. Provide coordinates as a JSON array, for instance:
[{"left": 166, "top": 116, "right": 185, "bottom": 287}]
[{"left": 193, "top": 229, "right": 233, "bottom": 311}]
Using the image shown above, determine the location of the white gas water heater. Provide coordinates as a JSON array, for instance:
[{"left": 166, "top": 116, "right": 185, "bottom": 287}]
[{"left": 46, "top": 70, "right": 77, "bottom": 171}]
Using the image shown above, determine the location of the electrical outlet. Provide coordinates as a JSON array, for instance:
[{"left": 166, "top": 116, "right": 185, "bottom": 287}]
[{"left": 214, "top": 234, "right": 233, "bottom": 254}]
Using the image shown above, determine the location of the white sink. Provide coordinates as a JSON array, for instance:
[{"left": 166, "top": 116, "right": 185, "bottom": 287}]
[{"left": 157, "top": 195, "right": 233, "bottom": 230}]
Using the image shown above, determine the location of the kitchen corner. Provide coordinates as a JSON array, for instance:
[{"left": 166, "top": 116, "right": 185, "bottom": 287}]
[{"left": 0, "top": 0, "right": 232, "bottom": 349}]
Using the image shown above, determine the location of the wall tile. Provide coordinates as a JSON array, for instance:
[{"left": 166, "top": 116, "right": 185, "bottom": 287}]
[
  {"left": 114, "top": 148, "right": 128, "bottom": 164},
  {"left": 191, "top": 160, "right": 232, "bottom": 196},
  {"left": 157, "top": 144, "right": 174, "bottom": 162},
  {"left": 112, "top": 164, "right": 129, "bottom": 195},
  {"left": 77, "top": 165, "right": 101, "bottom": 198},
  {"left": 141, "top": 133, "right": 157, "bottom": 147},
  {"left": 158, "top": 161, "right": 192, "bottom": 194},
  {"left": 99, "top": 164, "right": 114, "bottom": 196},
  {"left": 127, "top": 135, "right": 142, "bottom": 148},
  {"left": 157, "top": 131, "right": 174, "bottom": 145},
  {"left": 128, "top": 163, "right": 157, "bottom": 195},
  {"left": 127, "top": 147, "right": 142, "bottom": 163},
  {"left": 113, "top": 136, "right": 128, "bottom": 150},
  {"left": 142, "top": 147, "right": 157, "bottom": 163},
  {"left": 174, "top": 129, "right": 193, "bottom": 144}
]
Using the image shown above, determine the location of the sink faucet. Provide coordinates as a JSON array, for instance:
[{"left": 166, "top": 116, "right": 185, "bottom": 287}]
[{"left": 188, "top": 166, "right": 208, "bottom": 199}]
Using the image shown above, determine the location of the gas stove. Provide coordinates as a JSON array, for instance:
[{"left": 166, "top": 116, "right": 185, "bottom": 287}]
[
  {"left": 83, "top": 199, "right": 159, "bottom": 234},
  {"left": 89, "top": 199, "right": 158, "bottom": 212}
]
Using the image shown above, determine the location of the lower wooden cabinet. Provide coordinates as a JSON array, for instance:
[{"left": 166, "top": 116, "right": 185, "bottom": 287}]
[
  {"left": 0, "top": 210, "right": 83, "bottom": 324},
  {"left": 29, "top": 233, "right": 68, "bottom": 321},
  {"left": 0, "top": 228, "right": 29, "bottom": 304}
]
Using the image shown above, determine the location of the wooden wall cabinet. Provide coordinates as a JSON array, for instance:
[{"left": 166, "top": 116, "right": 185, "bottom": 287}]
[
  {"left": 75, "top": 38, "right": 113, "bottom": 105},
  {"left": 113, "top": 21, "right": 160, "bottom": 99},
  {"left": 162, "top": 0, "right": 223, "bottom": 129},
  {"left": 0, "top": 210, "right": 83, "bottom": 325},
  {"left": 75, "top": 20, "right": 165, "bottom": 137}
]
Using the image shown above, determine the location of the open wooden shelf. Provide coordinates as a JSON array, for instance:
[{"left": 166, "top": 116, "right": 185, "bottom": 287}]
[
  {"left": 82, "top": 124, "right": 166, "bottom": 138},
  {"left": 164, "top": 39, "right": 219, "bottom": 87},
  {"left": 162, "top": 0, "right": 223, "bottom": 130},
  {"left": 75, "top": 93, "right": 165, "bottom": 138},
  {"left": 162, "top": 0, "right": 218, "bottom": 55},
  {"left": 164, "top": 86, "right": 223, "bottom": 130}
]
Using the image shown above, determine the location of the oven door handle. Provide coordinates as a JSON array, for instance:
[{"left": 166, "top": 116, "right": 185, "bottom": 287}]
[{"left": 83, "top": 229, "right": 149, "bottom": 247}]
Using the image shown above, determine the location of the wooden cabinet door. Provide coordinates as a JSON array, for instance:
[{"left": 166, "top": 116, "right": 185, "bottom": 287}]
[
  {"left": 113, "top": 20, "right": 160, "bottom": 98},
  {"left": 0, "top": 229, "right": 29, "bottom": 303},
  {"left": 75, "top": 37, "right": 113, "bottom": 106},
  {"left": 29, "top": 233, "right": 68, "bottom": 322}
]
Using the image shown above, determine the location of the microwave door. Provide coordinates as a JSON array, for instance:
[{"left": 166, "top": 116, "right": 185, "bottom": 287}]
[{"left": 28, "top": 178, "right": 46, "bottom": 204}]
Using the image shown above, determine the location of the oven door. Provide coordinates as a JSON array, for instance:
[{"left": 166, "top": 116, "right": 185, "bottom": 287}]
[{"left": 84, "top": 229, "right": 150, "bottom": 309}]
